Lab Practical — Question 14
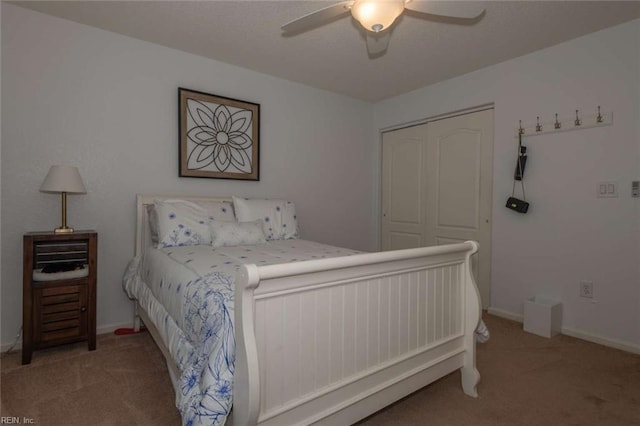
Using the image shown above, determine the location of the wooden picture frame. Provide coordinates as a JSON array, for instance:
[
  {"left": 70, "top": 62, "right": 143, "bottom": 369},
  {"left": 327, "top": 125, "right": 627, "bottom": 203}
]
[{"left": 179, "top": 87, "right": 260, "bottom": 180}]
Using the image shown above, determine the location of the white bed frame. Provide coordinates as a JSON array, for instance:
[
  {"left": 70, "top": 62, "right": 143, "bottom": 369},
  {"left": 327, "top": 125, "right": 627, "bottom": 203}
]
[{"left": 132, "top": 194, "right": 482, "bottom": 426}]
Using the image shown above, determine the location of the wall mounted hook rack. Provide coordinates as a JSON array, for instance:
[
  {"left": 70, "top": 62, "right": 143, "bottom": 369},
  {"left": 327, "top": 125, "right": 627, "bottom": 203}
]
[{"left": 516, "top": 107, "right": 612, "bottom": 138}]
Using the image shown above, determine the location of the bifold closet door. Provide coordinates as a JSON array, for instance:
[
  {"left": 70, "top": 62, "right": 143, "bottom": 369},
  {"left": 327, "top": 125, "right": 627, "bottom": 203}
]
[
  {"left": 381, "top": 123, "right": 429, "bottom": 251},
  {"left": 381, "top": 109, "right": 493, "bottom": 307}
]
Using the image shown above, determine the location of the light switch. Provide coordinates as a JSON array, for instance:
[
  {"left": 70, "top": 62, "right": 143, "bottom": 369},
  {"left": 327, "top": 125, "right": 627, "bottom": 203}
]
[
  {"left": 599, "top": 184, "right": 607, "bottom": 195},
  {"left": 597, "top": 181, "right": 618, "bottom": 198}
]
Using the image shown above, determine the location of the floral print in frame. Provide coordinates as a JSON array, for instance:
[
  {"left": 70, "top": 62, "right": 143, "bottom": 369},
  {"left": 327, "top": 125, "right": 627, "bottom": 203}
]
[{"left": 179, "top": 87, "right": 260, "bottom": 180}]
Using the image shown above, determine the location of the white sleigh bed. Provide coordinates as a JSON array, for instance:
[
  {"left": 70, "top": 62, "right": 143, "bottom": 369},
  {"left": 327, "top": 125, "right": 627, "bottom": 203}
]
[{"left": 124, "top": 194, "right": 483, "bottom": 426}]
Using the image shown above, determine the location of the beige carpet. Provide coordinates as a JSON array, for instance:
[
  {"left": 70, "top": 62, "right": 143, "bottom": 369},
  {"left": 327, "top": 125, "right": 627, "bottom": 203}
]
[
  {"left": 2, "top": 314, "right": 639, "bottom": 425},
  {"left": 359, "top": 315, "right": 640, "bottom": 426},
  {"left": 1, "top": 330, "right": 180, "bottom": 425}
]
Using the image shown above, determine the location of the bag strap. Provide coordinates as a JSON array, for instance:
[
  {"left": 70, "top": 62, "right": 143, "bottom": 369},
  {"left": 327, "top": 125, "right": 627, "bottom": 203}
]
[{"left": 511, "top": 132, "right": 526, "bottom": 200}]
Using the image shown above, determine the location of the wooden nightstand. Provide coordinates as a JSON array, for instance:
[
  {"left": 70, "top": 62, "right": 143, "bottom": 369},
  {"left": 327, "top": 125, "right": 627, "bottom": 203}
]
[{"left": 22, "top": 231, "right": 97, "bottom": 365}]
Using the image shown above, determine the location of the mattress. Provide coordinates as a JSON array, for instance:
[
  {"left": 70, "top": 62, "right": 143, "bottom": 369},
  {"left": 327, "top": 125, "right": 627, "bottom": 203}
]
[{"left": 123, "top": 239, "right": 359, "bottom": 426}]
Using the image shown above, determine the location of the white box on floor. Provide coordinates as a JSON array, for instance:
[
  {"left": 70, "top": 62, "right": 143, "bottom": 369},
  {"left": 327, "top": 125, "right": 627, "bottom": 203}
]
[{"left": 523, "top": 297, "right": 562, "bottom": 338}]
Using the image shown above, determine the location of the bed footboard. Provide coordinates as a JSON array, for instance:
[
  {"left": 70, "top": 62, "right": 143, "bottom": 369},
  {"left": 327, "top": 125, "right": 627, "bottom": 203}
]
[{"left": 234, "top": 241, "right": 481, "bottom": 426}]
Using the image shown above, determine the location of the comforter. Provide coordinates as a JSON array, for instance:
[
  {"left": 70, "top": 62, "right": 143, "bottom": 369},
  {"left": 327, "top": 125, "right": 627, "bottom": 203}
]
[{"left": 123, "top": 240, "right": 360, "bottom": 426}]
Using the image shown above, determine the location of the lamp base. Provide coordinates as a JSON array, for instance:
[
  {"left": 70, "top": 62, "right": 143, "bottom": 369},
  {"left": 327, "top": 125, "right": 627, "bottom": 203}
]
[{"left": 54, "top": 226, "right": 74, "bottom": 234}]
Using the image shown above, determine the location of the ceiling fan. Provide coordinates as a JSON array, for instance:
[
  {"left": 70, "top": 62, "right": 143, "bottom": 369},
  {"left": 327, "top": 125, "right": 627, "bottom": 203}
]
[{"left": 282, "top": 1, "right": 485, "bottom": 55}]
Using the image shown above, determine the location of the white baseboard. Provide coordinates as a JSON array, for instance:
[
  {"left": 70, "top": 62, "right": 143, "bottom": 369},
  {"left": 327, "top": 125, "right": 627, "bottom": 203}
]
[
  {"left": 1, "top": 321, "right": 135, "bottom": 353},
  {"left": 487, "top": 307, "right": 523, "bottom": 322},
  {"left": 487, "top": 306, "right": 640, "bottom": 355},
  {"left": 97, "top": 321, "right": 135, "bottom": 336},
  {"left": 560, "top": 326, "right": 640, "bottom": 355}
]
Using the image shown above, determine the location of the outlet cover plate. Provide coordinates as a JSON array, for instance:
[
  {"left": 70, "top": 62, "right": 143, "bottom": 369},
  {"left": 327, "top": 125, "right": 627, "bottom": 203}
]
[{"left": 579, "top": 281, "right": 594, "bottom": 298}]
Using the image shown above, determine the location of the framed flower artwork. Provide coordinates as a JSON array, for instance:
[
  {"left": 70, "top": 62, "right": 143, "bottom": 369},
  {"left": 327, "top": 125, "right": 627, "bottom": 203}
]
[{"left": 179, "top": 87, "right": 260, "bottom": 180}]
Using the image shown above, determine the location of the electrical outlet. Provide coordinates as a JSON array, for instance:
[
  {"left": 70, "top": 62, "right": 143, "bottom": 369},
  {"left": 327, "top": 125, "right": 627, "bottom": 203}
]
[{"left": 579, "top": 281, "right": 594, "bottom": 299}]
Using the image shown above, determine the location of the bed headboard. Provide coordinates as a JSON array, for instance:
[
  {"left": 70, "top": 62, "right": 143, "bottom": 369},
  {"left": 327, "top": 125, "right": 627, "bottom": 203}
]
[{"left": 135, "top": 194, "right": 233, "bottom": 257}]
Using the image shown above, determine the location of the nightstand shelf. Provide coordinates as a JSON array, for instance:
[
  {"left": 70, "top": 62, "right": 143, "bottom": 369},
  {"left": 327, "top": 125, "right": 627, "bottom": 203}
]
[{"left": 22, "top": 231, "right": 97, "bottom": 365}]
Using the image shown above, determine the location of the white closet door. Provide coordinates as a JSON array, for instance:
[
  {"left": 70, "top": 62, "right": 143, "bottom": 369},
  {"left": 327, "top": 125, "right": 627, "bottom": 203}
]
[
  {"left": 381, "top": 123, "right": 429, "bottom": 251},
  {"left": 381, "top": 109, "right": 493, "bottom": 307},
  {"left": 425, "top": 109, "right": 493, "bottom": 307}
]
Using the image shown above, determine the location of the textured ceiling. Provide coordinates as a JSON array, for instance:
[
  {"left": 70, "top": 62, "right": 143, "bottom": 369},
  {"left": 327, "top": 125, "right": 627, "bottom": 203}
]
[{"left": 12, "top": 1, "right": 640, "bottom": 102}]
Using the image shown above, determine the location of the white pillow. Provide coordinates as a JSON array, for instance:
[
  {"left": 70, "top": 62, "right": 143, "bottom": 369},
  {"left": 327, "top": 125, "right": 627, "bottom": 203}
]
[
  {"left": 146, "top": 204, "right": 160, "bottom": 247},
  {"left": 155, "top": 200, "right": 212, "bottom": 247},
  {"left": 147, "top": 200, "right": 235, "bottom": 248},
  {"left": 232, "top": 197, "right": 299, "bottom": 240},
  {"left": 210, "top": 220, "right": 267, "bottom": 248},
  {"left": 195, "top": 200, "right": 236, "bottom": 223},
  {"left": 280, "top": 201, "right": 299, "bottom": 240}
]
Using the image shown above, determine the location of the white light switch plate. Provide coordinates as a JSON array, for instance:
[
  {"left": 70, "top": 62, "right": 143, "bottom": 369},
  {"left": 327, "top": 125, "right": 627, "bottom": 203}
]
[{"left": 597, "top": 181, "right": 618, "bottom": 198}]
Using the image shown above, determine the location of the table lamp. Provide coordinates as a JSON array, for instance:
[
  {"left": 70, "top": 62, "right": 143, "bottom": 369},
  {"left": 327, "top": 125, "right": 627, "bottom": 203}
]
[{"left": 40, "top": 165, "right": 86, "bottom": 233}]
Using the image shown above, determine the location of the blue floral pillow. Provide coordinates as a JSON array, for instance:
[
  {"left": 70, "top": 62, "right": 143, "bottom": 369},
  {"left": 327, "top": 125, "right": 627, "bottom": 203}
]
[
  {"left": 232, "top": 197, "right": 299, "bottom": 240},
  {"left": 155, "top": 200, "right": 212, "bottom": 247},
  {"left": 210, "top": 220, "right": 266, "bottom": 248}
]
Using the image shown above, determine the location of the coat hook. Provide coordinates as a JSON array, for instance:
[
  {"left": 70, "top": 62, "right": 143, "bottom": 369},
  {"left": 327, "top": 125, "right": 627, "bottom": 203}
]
[
  {"left": 596, "top": 106, "right": 603, "bottom": 123},
  {"left": 518, "top": 120, "right": 524, "bottom": 135},
  {"left": 574, "top": 109, "right": 582, "bottom": 126},
  {"left": 554, "top": 113, "right": 561, "bottom": 129},
  {"left": 535, "top": 116, "right": 542, "bottom": 132}
]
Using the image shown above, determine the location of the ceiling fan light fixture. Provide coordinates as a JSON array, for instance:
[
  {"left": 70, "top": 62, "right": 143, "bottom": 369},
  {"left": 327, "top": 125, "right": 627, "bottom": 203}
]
[{"left": 351, "top": 0, "right": 404, "bottom": 32}]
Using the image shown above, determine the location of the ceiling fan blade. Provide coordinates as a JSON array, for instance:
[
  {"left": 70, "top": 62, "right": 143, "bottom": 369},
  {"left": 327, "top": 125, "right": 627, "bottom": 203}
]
[
  {"left": 282, "top": 1, "right": 354, "bottom": 34},
  {"left": 366, "top": 31, "right": 391, "bottom": 56},
  {"left": 404, "top": 1, "right": 485, "bottom": 19}
]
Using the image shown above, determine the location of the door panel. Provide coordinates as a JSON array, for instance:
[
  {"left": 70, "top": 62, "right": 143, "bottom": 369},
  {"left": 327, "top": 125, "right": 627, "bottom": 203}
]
[
  {"left": 389, "top": 139, "right": 422, "bottom": 224},
  {"left": 435, "top": 236, "right": 464, "bottom": 245},
  {"left": 390, "top": 232, "right": 422, "bottom": 249},
  {"left": 381, "top": 124, "right": 428, "bottom": 251},
  {"left": 436, "top": 132, "right": 481, "bottom": 230}
]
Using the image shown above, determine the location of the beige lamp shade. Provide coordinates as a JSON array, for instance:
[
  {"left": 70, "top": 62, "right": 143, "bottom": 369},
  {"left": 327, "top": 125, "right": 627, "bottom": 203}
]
[
  {"left": 40, "top": 165, "right": 86, "bottom": 194},
  {"left": 40, "top": 165, "right": 86, "bottom": 233}
]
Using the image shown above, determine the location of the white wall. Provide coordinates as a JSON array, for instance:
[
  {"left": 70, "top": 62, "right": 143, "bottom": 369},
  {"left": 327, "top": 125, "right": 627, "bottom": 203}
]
[
  {"left": 2, "top": 5, "right": 639, "bottom": 353},
  {"left": 1, "top": 4, "right": 375, "bottom": 344},
  {"left": 374, "top": 20, "right": 640, "bottom": 349}
]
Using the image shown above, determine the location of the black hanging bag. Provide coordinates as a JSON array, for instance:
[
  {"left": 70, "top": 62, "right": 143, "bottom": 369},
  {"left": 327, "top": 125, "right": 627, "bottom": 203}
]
[
  {"left": 506, "top": 132, "right": 529, "bottom": 214},
  {"left": 506, "top": 196, "right": 529, "bottom": 213}
]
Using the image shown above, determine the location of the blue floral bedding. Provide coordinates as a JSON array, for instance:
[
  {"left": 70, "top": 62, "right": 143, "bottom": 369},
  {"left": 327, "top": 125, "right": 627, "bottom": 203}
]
[{"left": 123, "top": 240, "right": 359, "bottom": 426}]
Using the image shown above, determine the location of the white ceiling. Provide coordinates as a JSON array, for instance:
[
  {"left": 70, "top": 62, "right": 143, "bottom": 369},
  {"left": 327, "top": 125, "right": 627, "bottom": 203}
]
[{"left": 12, "top": 1, "right": 640, "bottom": 102}]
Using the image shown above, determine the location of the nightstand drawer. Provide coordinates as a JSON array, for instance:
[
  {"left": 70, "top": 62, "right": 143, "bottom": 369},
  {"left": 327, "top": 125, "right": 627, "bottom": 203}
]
[{"left": 34, "top": 241, "right": 89, "bottom": 267}]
